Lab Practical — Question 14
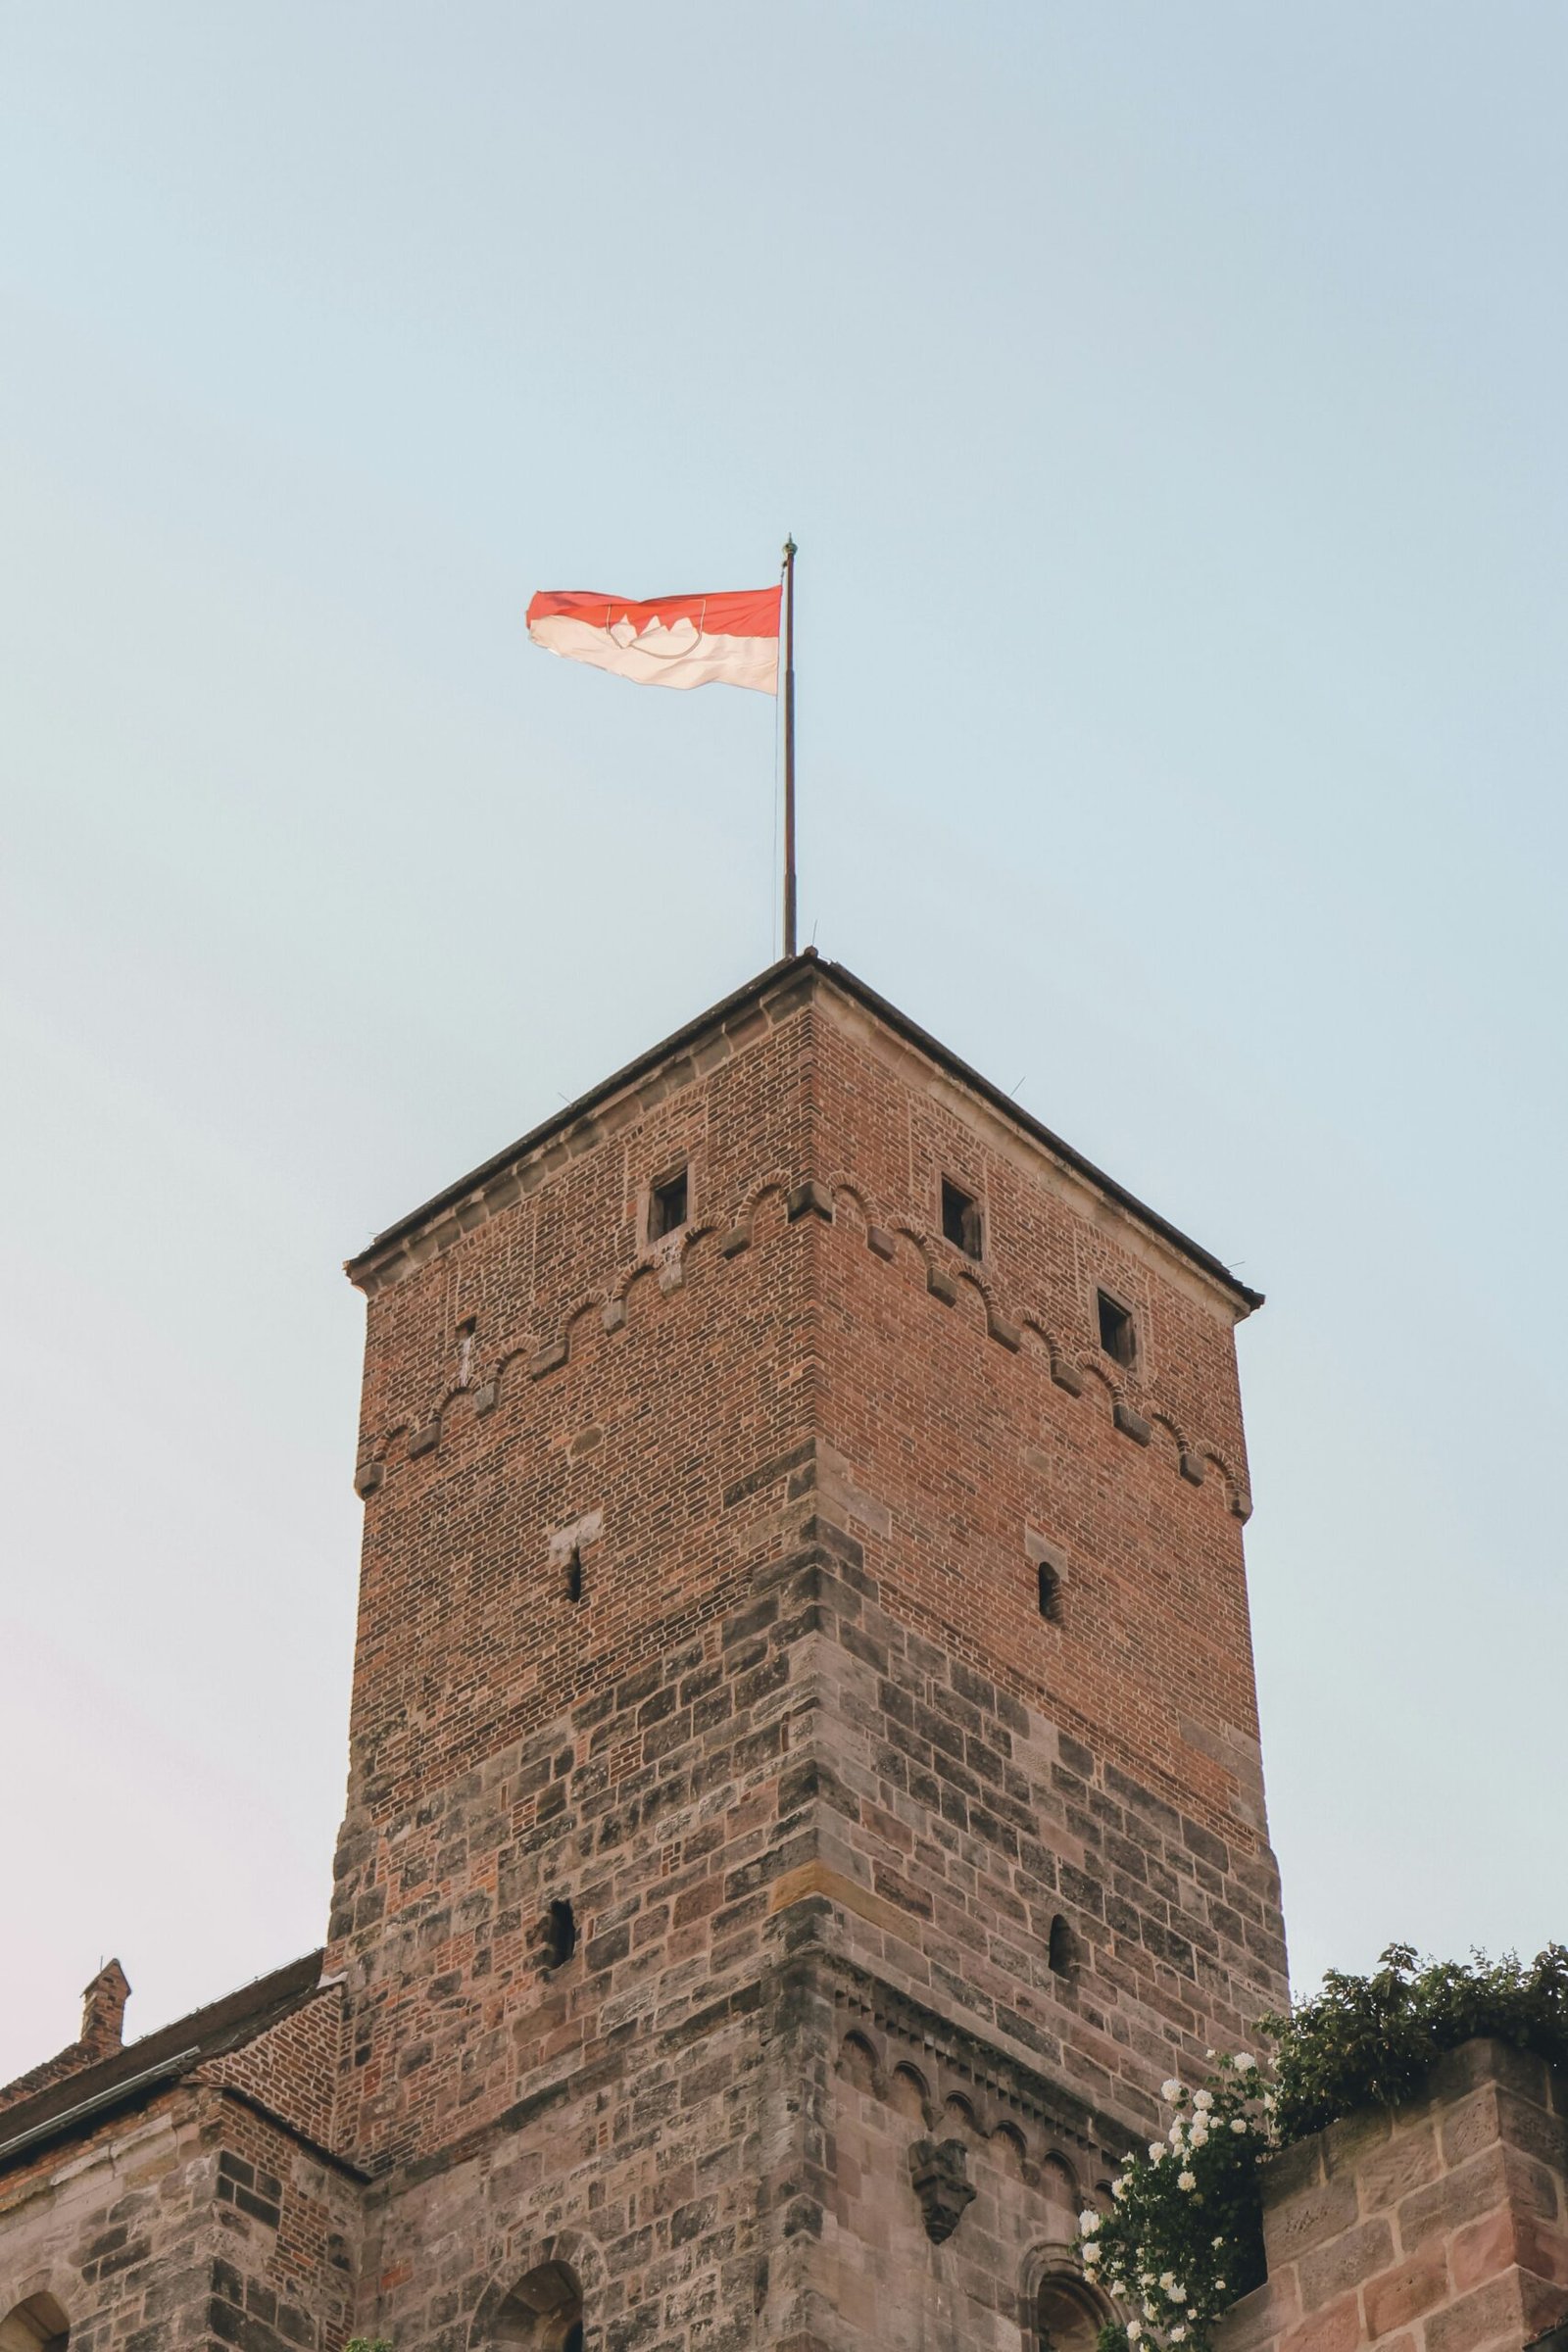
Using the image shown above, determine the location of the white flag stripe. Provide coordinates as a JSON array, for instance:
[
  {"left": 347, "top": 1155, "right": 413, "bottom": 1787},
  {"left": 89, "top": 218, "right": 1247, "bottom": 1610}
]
[{"left": 528, "top": 612, "right": 778, "bottom": 694}]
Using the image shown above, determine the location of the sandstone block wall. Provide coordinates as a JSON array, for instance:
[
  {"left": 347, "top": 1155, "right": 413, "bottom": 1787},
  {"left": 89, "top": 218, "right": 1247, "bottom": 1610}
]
[
  {"left": 0, "top": 2085, "right": 361, "bottom": 2351},
  {"left": 1223, "top": 2041, "right": 1568, "bottom": 2352},
  {"left": 801, "top": 1532, "right": 1284, "bottom": 2139}
]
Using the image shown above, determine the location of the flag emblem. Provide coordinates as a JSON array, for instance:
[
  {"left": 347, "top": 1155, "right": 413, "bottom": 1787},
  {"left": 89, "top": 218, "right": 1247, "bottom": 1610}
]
[{"left": 526, "top": 587, "right": 781, "bottom": 695}]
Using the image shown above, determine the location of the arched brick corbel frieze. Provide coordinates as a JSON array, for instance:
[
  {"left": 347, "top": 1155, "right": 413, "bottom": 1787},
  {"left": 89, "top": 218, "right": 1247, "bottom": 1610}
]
[{"left": 356, "top": 1161, "right": 1251, "bottom": 1518}]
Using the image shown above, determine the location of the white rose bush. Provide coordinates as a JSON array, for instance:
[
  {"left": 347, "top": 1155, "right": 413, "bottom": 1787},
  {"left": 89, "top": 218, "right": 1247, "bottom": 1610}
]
[{"left": 1078, "top": 2056, "right": 1272, "bottom": 2352}]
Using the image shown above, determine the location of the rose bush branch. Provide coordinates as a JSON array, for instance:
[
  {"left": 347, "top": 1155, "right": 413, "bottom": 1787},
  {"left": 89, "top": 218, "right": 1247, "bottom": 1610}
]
[{"left": 1081, "top": 2053, "right": 1271, "bottom": 2352}]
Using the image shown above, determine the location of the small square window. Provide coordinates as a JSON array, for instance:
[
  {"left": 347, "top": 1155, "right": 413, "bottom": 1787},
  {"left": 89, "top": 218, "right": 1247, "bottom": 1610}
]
[
  {"left": 649, "top": 1166, "right": 689, "bottom": 1241},
  {"left": 941, "top": 1177, "right": 983, "bottom": 1260},
  {"left": 1097, "top": 1290, "right": 1137, "bottom": 1367}
]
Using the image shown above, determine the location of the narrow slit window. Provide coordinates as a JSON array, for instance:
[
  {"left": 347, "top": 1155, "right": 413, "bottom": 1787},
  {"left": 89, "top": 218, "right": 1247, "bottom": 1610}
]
[
  {"left": 1097, "top": 1291, "right": 1136, "bottom": 1367},
  {"left": 649, "top": 1166, "right": 689, "bottom": 1241},
  {"left": 543, "top": 1898, "right": 577, "bottom": 1970},
  {"left": 941, "top": 1177, "right": 983, "bottom": 1259},
  {"left": 1037, "top": 1560, "right": 1061, "bottom": 1623},
  {"left": 1048, "top": 1913, "right": 1074, "bottom": 1979},
  {"left": 564, "top": 1545, "right": 584, "bottom": 1604}
]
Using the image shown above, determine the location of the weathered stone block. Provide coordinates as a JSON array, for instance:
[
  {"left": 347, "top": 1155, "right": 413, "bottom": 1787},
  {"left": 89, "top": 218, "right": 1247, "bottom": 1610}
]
[
  {"left": 1298, "top": 2215, "right": 1395, "bottom": 2311},
  {"left": 1361, "top": 2242, "right": 1450, "bottom": 2334}
]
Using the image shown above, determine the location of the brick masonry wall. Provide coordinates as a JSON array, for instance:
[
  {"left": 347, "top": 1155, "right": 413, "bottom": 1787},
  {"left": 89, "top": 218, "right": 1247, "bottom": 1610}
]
[
  {"left": 201, "top": 1985, "right": 347, "bottom": 2160},
  {"left": 809, "top": 990, "right": 1266, "bottom": 1834},
  {"left": 1221, "top": 2041, "right": 1568, "bottom": 2352}
]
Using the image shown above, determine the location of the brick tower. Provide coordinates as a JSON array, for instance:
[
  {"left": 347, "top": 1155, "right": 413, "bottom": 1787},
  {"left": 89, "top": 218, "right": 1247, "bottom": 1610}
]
[
  {"left": 329, "top": 951, "right": 1288, "bottom": 2349},
  {"left": 0, "top": 950, "right": 1288, "bottom": 2352}
]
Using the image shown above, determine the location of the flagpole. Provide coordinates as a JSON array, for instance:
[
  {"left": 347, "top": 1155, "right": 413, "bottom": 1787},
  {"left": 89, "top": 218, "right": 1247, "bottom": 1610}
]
[{"left": 782, "top": 536, "right": 797, "bottom": 957}]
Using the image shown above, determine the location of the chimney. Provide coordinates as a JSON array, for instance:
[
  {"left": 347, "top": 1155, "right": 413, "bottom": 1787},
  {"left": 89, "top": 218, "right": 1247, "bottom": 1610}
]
[{"left": 79, "top": 1960, "right": 131, "bottom": 2059}]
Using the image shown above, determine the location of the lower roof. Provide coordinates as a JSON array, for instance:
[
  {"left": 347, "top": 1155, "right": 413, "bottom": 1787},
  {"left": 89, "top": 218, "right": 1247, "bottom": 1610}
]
[{"left": 0, "top": 1950, "right": 326, "bottom": 2173}]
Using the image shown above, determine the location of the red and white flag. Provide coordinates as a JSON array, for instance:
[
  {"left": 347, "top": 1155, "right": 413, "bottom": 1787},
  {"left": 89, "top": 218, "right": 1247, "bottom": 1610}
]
[{"left": 526, "top": 586, "right": 781, "bottom": 695}]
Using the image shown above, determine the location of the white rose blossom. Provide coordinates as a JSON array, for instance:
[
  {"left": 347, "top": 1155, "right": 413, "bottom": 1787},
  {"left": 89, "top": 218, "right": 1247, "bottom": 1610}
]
[
  {"left": 1112, "top": 2179, "right": 1128, "bottom": 2201},
  {"left": 1231, "top": 2118, "right": 1249, "bottom": 2133},
  {"left": 1178, "top": 2170, "right": 1197, "bottom": 2190},
  {"left": 1159, "top": 2274, "right": 1177, "bottom": 2292},
  {"left": 1168, "top": 2284, "right": 1188, "bottom": 2304},
  {"left": 1171, "top": 2329, "right": 1187, "bottom": 2343},
  {"left": 1233, "top": 2052, "right": 1255, "bottom": 2072},
  {"left": 1126, "top": 2325, "right": 1142, "bottom": 2342},
  {"left": 1079, "top": 2212, "right": 1101, "bottom": 2234},
  {"left": 1192, "top": 2088, "right": 1213, "bottom": 2111},
  {"left": 1161, "top": 2079, "right": 1184, "bottom": 2102},
  {"left": 1149, "top": 2142, "right": 1166, "bottom": 2162},
  {"left": 1212, "top": 2236, "right": 1226, "bottom": 2251}
]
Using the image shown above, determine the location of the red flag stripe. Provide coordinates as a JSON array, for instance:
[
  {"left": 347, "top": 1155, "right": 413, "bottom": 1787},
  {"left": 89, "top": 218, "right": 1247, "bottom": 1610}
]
[{"left": 526, "top": 587, "right": 781, "bottom": 640}]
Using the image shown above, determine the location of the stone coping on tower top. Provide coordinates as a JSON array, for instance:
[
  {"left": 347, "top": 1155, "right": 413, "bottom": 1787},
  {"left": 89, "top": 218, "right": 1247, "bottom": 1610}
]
[{"left": 344, "top": 950, "right": 1264, "bottom": 1314}]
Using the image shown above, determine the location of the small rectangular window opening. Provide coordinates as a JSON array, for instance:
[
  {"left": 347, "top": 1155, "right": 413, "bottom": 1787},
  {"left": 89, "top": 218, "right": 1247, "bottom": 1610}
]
[
  {"left": 1037, "top": 1561, "right": 1062, "bottom": 1623},
  {"left": 1097, "top": 1290, "right": 1137, "bottom": 1367},
  {"left": 941, "top": 1177, "right": 983, "bottom": 1260},
  {"left": 649, "top": 1165, "right": 689, "bottom": 1242}
]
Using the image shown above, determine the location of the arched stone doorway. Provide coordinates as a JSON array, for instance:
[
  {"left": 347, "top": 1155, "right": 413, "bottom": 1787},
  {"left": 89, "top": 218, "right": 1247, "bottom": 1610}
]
[
  {"left": 482, "top": 2259, "right": 583, "bottom": 2352},
  {"left": 1023, "top": 2250, "right": 1116, "bottom": 2352},
  {"left": 1037, "top": 2275, "right": 1106, "bottom": 2352},
  {"left": 0, "top": 2295, "right": 71, "bottom": 2352}
]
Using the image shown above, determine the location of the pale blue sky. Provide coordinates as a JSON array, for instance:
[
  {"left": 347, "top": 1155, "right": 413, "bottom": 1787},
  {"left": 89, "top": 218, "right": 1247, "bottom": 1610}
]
[{"left": 3, "top": 3, "right": 1564, "bottom": 2079}]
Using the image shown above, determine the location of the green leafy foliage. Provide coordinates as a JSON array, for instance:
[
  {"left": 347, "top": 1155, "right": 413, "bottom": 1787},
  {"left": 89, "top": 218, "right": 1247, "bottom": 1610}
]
[{"left": 1257, "top": 1942, "right": 1568, "bottom": 2143}]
